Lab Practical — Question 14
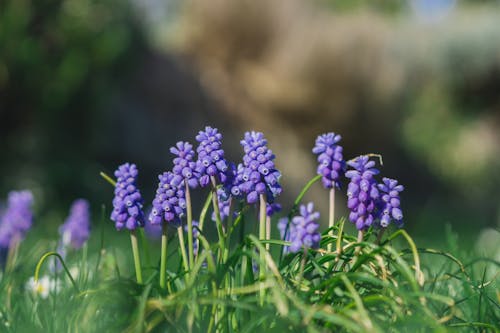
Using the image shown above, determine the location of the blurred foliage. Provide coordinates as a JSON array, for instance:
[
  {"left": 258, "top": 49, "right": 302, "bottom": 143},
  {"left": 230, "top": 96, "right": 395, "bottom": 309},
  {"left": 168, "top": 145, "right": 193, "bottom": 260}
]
[
  {"left": 177, "top": 0, "right": 500, "bottom": 231},
  {"left": 0, "top": 0, "right": 146, "bottom": 210}
]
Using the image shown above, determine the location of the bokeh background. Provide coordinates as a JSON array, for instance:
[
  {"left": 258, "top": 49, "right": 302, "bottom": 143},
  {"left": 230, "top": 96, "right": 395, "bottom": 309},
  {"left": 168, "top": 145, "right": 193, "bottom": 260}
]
[{"left": 1, "top": 0, "right": 499, "bottom": 253}]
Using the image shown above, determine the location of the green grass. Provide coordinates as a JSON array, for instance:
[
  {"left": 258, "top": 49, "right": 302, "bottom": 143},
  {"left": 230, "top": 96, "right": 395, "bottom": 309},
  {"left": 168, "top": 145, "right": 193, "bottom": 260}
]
[{"left": 1, "top": 180, "right": 499, "bottom": 332}]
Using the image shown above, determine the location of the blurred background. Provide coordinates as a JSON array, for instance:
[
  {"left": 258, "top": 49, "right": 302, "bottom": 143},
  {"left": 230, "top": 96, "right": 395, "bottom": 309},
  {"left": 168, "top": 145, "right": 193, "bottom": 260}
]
[{"left": 1, "top": 0, "right": 499, "bottom": 252}]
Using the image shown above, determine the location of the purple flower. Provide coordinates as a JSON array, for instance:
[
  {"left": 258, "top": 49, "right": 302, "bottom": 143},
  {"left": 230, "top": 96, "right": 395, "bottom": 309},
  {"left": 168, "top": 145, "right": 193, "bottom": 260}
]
[
  {"left": 170, "top": 141, "right": 199, "bottom": 189},
  {"left": 110, "top": 163, "right": 145, "bottom": 231},
  {"left": 377, "top": 178, "right": 404, "bottom": 227},
  {"left": 280, "top": 203, "right": 321, "bottom": 253},
  {"left": 59, "top": 199, "right": 91, "bottom": 249},
  {"left": 195, "top": 126, "right": 229, "bottom": 187},
  {"left": 266, "top": 203, "right": 281, "bottom": 217},
  {"left": 312, "top": 133, "right": 345, "bottom": 189},
  {"left": 345, "top": 156, "right": 380, "bottom": 230},
  {"left": 233, "top": 131, "right": 282, "bottom": 209},
  {"left": 149, "top": 171, "right": 185, "bottom": 227},
  {"left": 0, "top": 190, "right": 34, "bottom": 248}
]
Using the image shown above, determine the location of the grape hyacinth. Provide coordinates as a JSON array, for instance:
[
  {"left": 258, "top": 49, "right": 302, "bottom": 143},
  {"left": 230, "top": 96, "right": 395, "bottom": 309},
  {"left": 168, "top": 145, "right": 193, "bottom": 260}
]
[
  {"left": 312, "top": 133, "right": 345, "bottom": 189},
  {"left": 149, "top": 171, "right": 186, "bottom": 226},
  {"left": 110, "top": 163, "right": 145, "bottom": 231},
  {"left": 195, "top": 126, "right": 229, "bottom": 187},
  {"left": 171, "top": 141, "right": 199, "bottom": 188},
  {"left": 279, "top": 203, "right": 321, "bottom": 254},
  {"left": 345, "top": 156, "right": 380, "bottom": 230},
  {"left": 0, "top": 190, "right": 34, "bottom": 248},
  {"left": 233, "top": 131, "right": 282, "bottom": 205},
  {"left": 378, "top": 178, "right": 404, "bottom": 227},
  {"left": 59, "top": 199, "right": 91, "bottom": 250}
]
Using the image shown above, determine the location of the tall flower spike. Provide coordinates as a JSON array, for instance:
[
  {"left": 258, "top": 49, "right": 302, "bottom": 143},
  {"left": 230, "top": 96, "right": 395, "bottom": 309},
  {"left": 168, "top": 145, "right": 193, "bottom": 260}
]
[
  {"left": 235, "top": 131, "right": 282, "bottom": 206},
  {"left": 280, "top": 202, "right": 321, "bottom": 254},
  {"left": 149, "top": 171, "right": 186, "bottom": 227},
  {"left": 345, "top": 156, "right": 380, "bottom": 230},
  {"left": 59, "top": 199, "right": 91, "bottom": 249},
  {"left": 195, "top": 126, "right": 229, "bottom": 187},
  {"left": 0, "top": 190, "right": 34, "bottom": 248},
  {"left": 378, "top": 178, "right": 404, "bottom": 228},
  {"left": 170, "top": 141, "right": 199, "bottom": 188},
  {"left": 110, "top": 163, "right": 145, "bottom": 231},
  {"left": 312, "top": 133, "right": 345, "bottom": 189}
]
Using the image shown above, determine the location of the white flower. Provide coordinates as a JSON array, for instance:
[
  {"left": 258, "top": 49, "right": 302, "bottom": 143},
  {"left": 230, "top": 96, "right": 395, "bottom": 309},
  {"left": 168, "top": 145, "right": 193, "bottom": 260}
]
[{"left": 26, "top": 276, "right": 61, "bottom": 299}]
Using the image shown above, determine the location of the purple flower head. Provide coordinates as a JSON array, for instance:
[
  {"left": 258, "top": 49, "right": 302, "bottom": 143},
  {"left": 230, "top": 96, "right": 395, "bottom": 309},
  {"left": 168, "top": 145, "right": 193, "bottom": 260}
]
[
  {"left": 149, "top": 171, "right": 185, "bottom": 227},
  {"left": 195, "top": 126, "right": 229, "bottom": 187},
  {"left": 0, "top": 190, "right": 34, "bottom": 248},
  {"left": 345, "top": 156, "right": 380, "bottom": 230},
  {"left": 234, "top": 131, "right": 282, "bottom": 208},
  {"left": 59, "top": 199, "right": 91, "bottom": 249},
  {"left": 110, "top": 163, "right": 145, "bottom": 231},
  {"left": 280, "top": 202, "right": 321, "bottom": 254},
  {"left": 377, "top": 178, "right": 404, "bottom": 228},
  {"left": 170, "top": 141, "right": 199, "bottom": 189},
  {"left": 312, "top": 133, "right": 345, "bottom": 189},
  {"left": 266, "top": 203, "right": 281, "bottom": 217}
]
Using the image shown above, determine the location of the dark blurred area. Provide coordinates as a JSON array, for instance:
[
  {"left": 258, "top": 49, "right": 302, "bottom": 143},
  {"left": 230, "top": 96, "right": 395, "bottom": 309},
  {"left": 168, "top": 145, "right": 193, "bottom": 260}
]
[{"left": 1, "top": 0, "right": 499, "bottom": 244}]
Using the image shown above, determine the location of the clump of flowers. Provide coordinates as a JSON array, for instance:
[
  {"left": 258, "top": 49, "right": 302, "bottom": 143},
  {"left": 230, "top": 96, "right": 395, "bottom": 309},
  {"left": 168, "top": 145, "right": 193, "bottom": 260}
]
[
  {"left": 195, "top": 126, "right": 229, "bottom": 187},
  {"left": 59, "top": 199, "right": 91, "bottom": 250},
  {"left": 149, "top": 171, "right": 186, "bottom": 226},
  {"left": 378, "top": 178, "right": 404, "bottom": 227},
  {"left": 0, "top": 190, "right": 34, "bottom": 248},
  {"left": 345, "top": 156, "right": 380, "bottom": 230},
  {"left": 171, "top": 141, "right": 199, "bottom": 188},
  {"left": 110, "top": 163, "right": 145, "bottom": 231},
  {"left": 279, "top": 203, "right": 321, "bottom": 254},
  {"left": 312, "top": 133, "right": 345, "bottom": 189},
  {"left": 233, "top": 131, "right": 282, "bottom": 205}
]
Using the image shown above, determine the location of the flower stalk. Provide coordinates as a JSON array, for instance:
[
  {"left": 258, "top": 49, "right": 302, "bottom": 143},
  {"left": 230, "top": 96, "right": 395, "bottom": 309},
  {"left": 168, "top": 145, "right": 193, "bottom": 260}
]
[{"left": 130, "top": 230, "right": 143, "bottom": 284}]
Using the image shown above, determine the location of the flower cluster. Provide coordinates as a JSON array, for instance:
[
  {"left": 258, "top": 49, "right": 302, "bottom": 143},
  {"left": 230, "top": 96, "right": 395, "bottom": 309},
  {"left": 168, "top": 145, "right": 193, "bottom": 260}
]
[
  {"left": 110, "top": 163, "right": 145, "bottom": 231},
  {"left": 232, "top": 131, "right": 282, "bottom": 207},
  {"left": 171, "top": 141, "right": 199, "bottom": 188},
  {"left": 0, "top": 190, "right": 34, "bottom": 248},
  {"left": 149, "top": 171, "right": 186, "bottom": 227},
  {"left": 279, "top": 203, "right": 321, "bottom": 253},
  {"left": 345, "top": 156, "right": 380, "bottom": 230},
  {"left": 312, "top": 133, "right": 345, "bottom": 189},
  {"left": 378, "top": 178, "right": 404, "bottom": 227},
  {"left": 195, "top": 127, "right": 229, "bottom": 187},
  {"left": 59, "top": 199, "right": 91, "bottom": 249}
]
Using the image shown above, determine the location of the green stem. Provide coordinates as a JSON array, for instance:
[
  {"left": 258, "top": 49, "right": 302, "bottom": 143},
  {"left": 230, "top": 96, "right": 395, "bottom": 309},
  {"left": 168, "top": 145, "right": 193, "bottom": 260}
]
[
  {"left": 259, "top": 193, "right": 267, "bottom": 305},
  {"left": 327, "top": 189, "right": 335, "bottom": 253},
  {"left": 186, "top": 183, "right": 194, "bottom": 269},
  {"left": 130, "top": 230, "right": 143, "bottom": 284},
  {"left": 210, "top": 176, "right": 227, "bottom": 263},
  {"left": 138, "top": 228, "right": 151, "bottom": 268},
  {"left": 177, "top": 227, "right": 190, "bottom": 273},
  {"left": 99, "top": 171, "right": 117, "bottom": 186},
  {"left": 34, "top": 252, "right": 79, "bottom": 292},
  {"left": 265, "top": 216, "right": 271, "bottom": 251},
  {"left": 198, "top": 191, "right": 213, "bottom": 232},
  {"left": 160, "top": 224, "right": 168, "bottom": 290}
]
